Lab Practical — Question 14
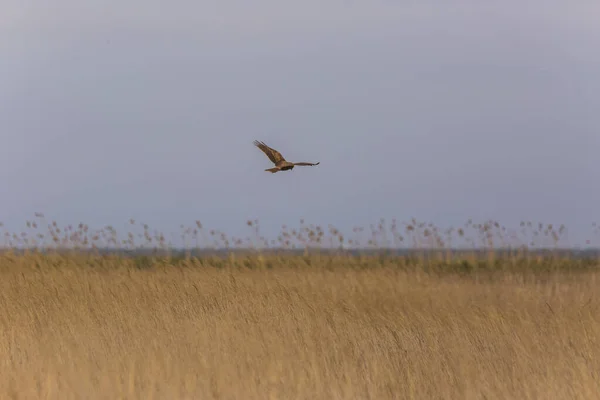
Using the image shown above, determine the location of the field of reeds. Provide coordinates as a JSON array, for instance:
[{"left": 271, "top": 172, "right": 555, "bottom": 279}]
[{"left": 1, "top": 215, "right": 599, "bottom": 399}]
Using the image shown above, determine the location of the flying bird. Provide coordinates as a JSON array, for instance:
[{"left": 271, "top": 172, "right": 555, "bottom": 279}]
[{"left": 253, "top": 140, "right": 320, "bottom": 173}]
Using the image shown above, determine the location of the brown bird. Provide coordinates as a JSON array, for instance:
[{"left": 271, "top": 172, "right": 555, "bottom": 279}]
[{"left": 253, "top": 140, "right": 320, "bottom": 173}]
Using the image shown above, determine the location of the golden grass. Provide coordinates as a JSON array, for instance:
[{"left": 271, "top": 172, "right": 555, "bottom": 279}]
[{"left": 1, "top": 252, "right": 599, "bottom": 399}]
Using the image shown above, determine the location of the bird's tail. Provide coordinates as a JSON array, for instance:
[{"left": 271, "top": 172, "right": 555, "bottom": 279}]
[{"left": 265, "top": 167, "right": 279, "bottom": 173}]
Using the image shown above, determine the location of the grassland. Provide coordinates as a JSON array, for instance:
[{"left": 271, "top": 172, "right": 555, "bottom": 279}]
[{"left": 0, "top": 217, "right": 599, "bottom": 399}]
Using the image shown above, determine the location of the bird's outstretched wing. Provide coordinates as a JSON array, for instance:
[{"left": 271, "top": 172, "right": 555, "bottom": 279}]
[
  {"left": 253, "top": 140, "right": 286, "bottom": 165},
  {"left": 293, "top": 162, "right": 320, "bottom": 167}
]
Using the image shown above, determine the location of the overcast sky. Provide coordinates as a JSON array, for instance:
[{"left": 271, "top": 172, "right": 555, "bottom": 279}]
[{"left": 1, "top": 1, "right": 599, "bottom": 247}]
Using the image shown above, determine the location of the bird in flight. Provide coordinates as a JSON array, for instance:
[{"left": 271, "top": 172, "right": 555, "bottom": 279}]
[{"left": 253, "top": 140, "right": 320, "bottom": 173}]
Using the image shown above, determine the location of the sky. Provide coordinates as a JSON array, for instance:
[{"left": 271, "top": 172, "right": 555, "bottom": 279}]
[{"left": 1, "top": 1, "right": 599, "bottom": 247}]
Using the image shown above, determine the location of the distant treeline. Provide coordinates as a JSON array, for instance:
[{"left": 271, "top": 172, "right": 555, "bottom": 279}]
[{"left": 2, "top": 247, "right": 599, "bottom": 259}]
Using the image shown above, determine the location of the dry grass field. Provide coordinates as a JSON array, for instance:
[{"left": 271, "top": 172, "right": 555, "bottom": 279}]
[{"left": 1, "top": 218, "right": 599, "bottom": 399}]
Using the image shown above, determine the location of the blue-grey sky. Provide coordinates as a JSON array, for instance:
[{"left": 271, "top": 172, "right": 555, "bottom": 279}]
[{"left": 2, "top": 1, "right": 599, "bottom": 246}]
